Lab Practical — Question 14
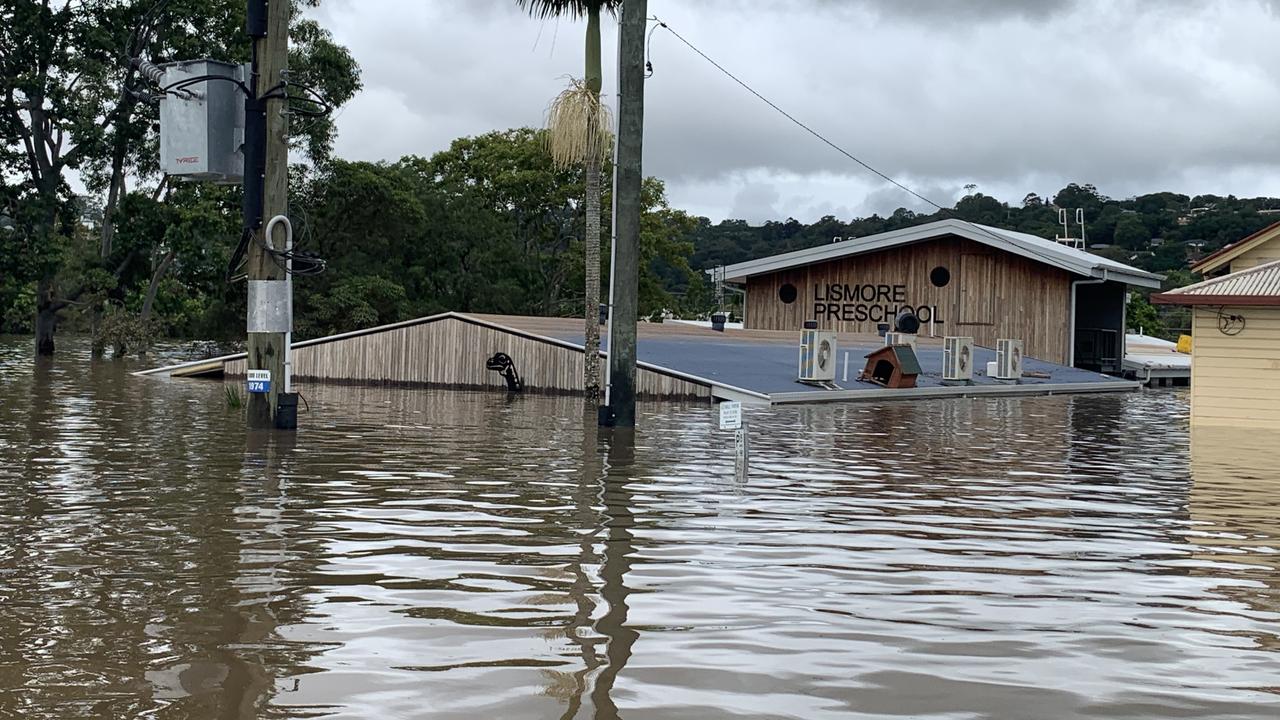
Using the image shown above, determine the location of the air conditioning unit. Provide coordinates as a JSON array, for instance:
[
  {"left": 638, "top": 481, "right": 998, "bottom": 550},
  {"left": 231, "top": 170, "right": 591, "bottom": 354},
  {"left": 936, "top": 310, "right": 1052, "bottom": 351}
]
[
  {"left": 995, "top": 338, "right": 1023, "bottom": 380},
  {"left": 799, "top": 329, "right": 837, "bottom": 382},
  {"left": 885, "top": 332, "right": 917, "bottom": 351},
  {"left": 943, "top": 336, "right": 974, "bottom": 381}
]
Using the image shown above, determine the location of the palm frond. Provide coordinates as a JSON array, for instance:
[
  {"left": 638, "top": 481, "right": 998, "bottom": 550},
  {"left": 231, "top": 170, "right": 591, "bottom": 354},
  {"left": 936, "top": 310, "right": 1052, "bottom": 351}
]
[
  {"left": 544, "top": 78, "right": 614, "bottom": 169},
  {"left": 515, "top": 0, "right": 621, "bottom": 20}
]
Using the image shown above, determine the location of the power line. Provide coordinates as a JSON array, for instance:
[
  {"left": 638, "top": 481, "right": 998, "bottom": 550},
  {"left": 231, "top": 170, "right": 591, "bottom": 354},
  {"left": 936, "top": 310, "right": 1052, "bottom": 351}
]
[
  {"left": 649, "top": 17, "right": 1103, "bottom": 272},
  {"left": 649, "top": 16, "right": 945, "bottom": 212}
]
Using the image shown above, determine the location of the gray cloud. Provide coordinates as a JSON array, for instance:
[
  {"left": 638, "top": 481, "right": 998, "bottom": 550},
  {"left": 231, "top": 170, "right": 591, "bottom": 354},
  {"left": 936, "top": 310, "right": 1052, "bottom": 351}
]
[
  {"left": 729, "top": 181, "right": 782, "bottom": 222},
  {"left": 309, "top": 0, "right": 1280, "bottom": 222},
  {"left": 815, "top": 0, "right": 1077, "bottom": 22}
]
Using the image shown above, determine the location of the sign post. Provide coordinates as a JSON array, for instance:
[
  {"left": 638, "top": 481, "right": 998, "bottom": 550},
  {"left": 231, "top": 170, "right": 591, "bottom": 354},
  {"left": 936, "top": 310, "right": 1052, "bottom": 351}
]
[{"left": 719, "top": 401, "right": 748, "bottom": 480}]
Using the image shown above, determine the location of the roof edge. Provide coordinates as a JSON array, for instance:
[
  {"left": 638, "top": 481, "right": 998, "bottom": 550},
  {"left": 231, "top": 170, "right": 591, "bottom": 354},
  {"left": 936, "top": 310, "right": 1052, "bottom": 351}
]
[
  {"left": 1191, "top": 219, "right": 1280, "bottom": 273},
  {"left": 1152, "top": 293, "right": 1280, "bottom": 306},
  {"left": 709, "top": 218, "right": 1156, "bottom": 286}
]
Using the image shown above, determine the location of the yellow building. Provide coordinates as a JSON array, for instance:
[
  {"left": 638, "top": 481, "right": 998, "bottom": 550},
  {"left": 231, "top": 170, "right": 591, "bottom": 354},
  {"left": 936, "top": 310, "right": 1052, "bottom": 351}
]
[
  {"left": 1154, "top": 260, "right": 1280, "bottom": 429},
  {"left": 1192, "top": 220, "right": 1280, "bottom": 277}
]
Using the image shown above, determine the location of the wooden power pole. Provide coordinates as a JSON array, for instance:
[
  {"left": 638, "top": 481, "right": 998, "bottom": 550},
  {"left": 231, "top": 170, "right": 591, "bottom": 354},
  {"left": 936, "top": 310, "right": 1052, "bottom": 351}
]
[
  {"left": 602, "top": 0, "right": 646, "bottom": 428},
  {"left": 245, "top": 0, "right": 292, "bottom": 430}
]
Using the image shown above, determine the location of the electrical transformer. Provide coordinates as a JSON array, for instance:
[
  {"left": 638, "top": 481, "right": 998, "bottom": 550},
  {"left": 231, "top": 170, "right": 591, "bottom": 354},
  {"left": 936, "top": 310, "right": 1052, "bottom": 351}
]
[{"left": 159, "top": 59, "right": 247, "bottom": 183}]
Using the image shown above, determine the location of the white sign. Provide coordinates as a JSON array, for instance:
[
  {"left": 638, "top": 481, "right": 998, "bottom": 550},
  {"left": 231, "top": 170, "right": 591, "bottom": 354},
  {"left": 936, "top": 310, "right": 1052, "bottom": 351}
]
[
  {"left": 246, "top": 369, "right": 272, "bottom": 394},
  {"left": 719, "top": 401, "right": 742, "bottom": 430}
]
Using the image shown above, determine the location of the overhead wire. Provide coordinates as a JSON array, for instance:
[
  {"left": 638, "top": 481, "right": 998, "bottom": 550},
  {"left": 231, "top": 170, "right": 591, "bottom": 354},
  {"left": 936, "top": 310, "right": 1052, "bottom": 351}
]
[
  {"left": 646, "top": 16, "right": 1104, "bottom": 274},
  {"left": 648, "top": 15, "right": 943, "bottom": 213}
]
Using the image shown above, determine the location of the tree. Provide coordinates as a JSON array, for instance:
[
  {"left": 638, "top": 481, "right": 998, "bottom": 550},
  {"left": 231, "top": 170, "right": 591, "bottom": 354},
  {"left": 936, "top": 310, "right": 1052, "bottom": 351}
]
[
  {"left": 1114, "top": 215, "right": 1148, "bottom": 249},
  {"left": 1053, "top": 183, "right": 1106, "bottom": 216},
  {"left": 517, "top": 0, "right": 620, "bottom": 401},
  {"left": 282, "top": 129, "right": 700, "bottom": 339},
  {"left": 1126, "top": 292, "right": 1167, "bottom": 338},
  {"left": 0, "top": 0, "right": 359, "bottom": 355}
]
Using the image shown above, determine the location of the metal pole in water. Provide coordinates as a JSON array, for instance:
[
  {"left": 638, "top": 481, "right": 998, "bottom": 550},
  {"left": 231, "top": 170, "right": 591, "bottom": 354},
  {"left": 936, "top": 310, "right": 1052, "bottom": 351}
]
[{"left": 735, "top": 422, "right": 749, "bottom": 481}]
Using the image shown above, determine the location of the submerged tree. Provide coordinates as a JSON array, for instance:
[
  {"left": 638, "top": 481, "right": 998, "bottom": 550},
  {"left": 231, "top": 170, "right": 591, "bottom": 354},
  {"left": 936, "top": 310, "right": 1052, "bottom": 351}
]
[{"left": 517, "top": 0, "right": 620, "bottom": 403}]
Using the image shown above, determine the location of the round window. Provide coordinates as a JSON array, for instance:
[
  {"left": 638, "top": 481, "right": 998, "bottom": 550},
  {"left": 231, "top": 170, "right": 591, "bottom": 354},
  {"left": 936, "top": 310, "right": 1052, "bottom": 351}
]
[
  {"left": 930, "top": 266, "right": 951, "bottom": 288},
  {"left": 779, "top": 283, "right": 798, "bottom": 304}
]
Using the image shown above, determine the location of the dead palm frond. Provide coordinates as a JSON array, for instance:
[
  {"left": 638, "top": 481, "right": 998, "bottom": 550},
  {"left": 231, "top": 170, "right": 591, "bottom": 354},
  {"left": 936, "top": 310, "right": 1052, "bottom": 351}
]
[{"left": 545, "top": 77, "right": 614, "bottom": 170}]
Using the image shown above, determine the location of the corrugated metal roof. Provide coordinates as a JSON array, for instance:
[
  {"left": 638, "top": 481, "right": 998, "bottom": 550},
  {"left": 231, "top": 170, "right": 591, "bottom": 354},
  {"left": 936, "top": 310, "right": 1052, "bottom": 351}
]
[
  {"left": 1162, "top": 259, "right": 1280, "bottom": 298},
  {"left": 711, "top": 218, "right": 1163, "bottom": 288}
]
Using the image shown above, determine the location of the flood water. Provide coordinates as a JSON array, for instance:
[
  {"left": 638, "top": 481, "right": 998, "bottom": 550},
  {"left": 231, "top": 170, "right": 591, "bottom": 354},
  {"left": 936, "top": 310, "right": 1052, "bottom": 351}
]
[{"left": 2, "top": 336, "right": 1279, "bottom": 719}]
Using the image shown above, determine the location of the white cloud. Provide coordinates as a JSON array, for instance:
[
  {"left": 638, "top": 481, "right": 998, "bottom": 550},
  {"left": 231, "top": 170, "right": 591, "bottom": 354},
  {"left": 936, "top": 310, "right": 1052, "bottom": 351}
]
[{"left": 308, "top": 0, "right": 1280, "bottom": 221}]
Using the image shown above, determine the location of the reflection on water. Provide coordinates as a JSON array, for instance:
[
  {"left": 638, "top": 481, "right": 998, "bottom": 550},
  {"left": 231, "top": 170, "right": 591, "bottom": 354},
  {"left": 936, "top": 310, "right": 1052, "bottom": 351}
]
[{"left": 1, "top": 336, "right": 1278, "bottom": 719}]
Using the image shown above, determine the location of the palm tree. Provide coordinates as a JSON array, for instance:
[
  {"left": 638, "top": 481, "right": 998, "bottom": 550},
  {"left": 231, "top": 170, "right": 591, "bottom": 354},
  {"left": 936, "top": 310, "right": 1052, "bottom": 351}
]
[{"left": 518, "top": 0, "right": 620, "bottom": 403}]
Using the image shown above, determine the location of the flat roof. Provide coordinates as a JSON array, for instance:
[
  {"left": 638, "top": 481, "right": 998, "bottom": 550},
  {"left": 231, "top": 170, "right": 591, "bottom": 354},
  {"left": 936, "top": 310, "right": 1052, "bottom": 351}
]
[
  {"left": 520, "top": 317, "right": 1132, "bottom": 398},
  {"left": 711, "top": 218, "right": 1163, "bottom": 289},
  {"left": 1153, "top": 259, "right": 1280, "bottom": 306}
]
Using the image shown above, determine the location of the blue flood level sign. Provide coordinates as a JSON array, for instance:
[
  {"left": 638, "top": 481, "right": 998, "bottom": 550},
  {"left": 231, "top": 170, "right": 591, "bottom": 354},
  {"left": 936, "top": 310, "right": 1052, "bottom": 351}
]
[{"left": 246, "top": 369, "right": 271, "bottom": 394}]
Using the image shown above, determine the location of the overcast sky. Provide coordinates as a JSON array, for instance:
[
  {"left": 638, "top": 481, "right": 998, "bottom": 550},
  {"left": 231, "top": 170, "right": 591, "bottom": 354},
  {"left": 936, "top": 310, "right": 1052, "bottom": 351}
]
[{"left": 305, "top": 0, "right": 1280, "bottom": 224}]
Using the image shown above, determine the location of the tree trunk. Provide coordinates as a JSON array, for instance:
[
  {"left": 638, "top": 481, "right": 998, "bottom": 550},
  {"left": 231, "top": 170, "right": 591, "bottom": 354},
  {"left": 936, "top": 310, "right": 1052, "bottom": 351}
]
[
  {"left": 99, "top": 84, "right": 143, "bottom": 259},
  {"left": 141, "top": 248, "right": 176, "bottom": 324},
  {"left": 34, "top": 278, "right": 58, "bottom": 356},
  {"left": 100, "top": 162, "right": 124, "bottom": 258},
  {"left": 583, "top": 135, "right": 603, "bottom": 401},
  {"left": 582, "top": 4, "right": 604, "bottom": 402}
]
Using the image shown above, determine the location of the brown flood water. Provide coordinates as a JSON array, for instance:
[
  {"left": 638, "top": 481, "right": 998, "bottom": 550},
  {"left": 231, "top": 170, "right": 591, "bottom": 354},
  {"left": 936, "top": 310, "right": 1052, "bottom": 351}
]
[{"left": 1, "top": 336, "right": 1279, "bottom": 719}]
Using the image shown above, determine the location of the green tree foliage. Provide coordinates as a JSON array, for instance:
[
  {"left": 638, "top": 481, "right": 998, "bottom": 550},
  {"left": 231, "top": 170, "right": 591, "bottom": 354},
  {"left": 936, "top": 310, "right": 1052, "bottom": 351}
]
[
  {"left": 0, "top": 0, "right": 359, "bottom": 353},
  {"left": 1113, "top": 215, "right": 1149, "bottom": 249},
  {"left": 287, "top": 128, "right": 701, "bottom": 339},
  {"left": 1126, "top": 292, "right": 1166, "bottom": 338}
]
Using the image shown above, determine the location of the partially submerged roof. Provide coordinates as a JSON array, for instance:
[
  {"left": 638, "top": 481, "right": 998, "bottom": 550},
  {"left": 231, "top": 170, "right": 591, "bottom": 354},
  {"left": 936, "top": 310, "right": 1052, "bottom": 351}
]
[
  {"left": 1191, "top": 220, "right": 1280, "bottom": 275},
  {"left": 1153, "top": 259, "right": 1280, "bottom": 306},
  {"left": 712, "top": 218, "right": 1163, "bottom": 288}
]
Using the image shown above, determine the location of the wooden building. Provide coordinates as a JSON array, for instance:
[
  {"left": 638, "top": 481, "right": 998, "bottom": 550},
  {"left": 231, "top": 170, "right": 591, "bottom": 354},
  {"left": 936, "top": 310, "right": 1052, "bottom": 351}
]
[
  {"left": 143, "top": 312, "right": 719, "bottom": 401},
  {"left": 1193, "top": 220, "right": 1280, "bottom": 278},
  {"left": 1154, "top": 260, "right": 1280, "bottom": 429},
  {"left": 713, "top": 219, "right": 1162, "bottom": 368}
]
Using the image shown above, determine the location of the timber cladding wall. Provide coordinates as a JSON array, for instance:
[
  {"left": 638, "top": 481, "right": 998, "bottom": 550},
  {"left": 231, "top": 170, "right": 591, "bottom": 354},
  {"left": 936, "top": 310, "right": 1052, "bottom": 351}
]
[
  {"left": 223, "top": 315, "right": 712, "bottom": 400},
  {"left": 745, "top": 235, "right": 1074, "bottom": 363},
  {"left": 1190, "top": 306, "right": 1280, "bottom": 429}
]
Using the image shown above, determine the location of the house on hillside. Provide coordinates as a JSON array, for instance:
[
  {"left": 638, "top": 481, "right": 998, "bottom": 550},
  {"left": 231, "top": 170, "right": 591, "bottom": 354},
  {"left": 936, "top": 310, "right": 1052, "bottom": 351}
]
[
  {"left": 709, "top": 219, "right": 1163, "bottom": 372},
  {"left": 1153, "top": 260, "right": 1280, "bottom": 430},
  {"left": 1193, "top": 221, "right": 1280, "bottom": 278}
]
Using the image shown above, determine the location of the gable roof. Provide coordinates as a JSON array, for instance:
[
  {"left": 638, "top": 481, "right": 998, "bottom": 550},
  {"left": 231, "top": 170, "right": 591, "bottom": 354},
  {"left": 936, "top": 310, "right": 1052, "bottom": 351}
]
[
  {"left": 711, "top": 218, "right": 1163, "bottom": 288},
  {"left": 1191, "top": 220, "right": 1280, "bottom": 275},
  {"left": 1152, "top": 259, "right": 1280, "bottom": 306}
]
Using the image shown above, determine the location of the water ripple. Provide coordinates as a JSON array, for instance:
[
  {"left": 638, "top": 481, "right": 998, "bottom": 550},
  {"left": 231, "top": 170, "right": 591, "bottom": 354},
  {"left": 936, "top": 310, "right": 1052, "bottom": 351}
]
[{"left": 1, "top": 337, "right": 1278, "bottom": 719}]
